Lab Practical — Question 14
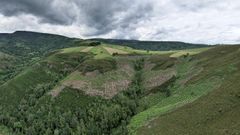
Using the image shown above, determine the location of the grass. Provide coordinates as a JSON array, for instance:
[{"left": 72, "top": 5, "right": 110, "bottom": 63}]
[
  {"left": 99, "top": 44, "right": 172, "bottom": 55},
  {"left": 121, "top": 46, "right": 210, "bottom": 56},
  {"left": 103, "top": 46, "right": 128, "bottom": 55},
  {"left": 127, "top": 48, "right": 224, "bottom": 134},
  {"left": 60, "top": 46, "right": 86, "bottom": 53},
  {"left": 60, "top": 45, "right": 112, "bottom": 59},
  {"left": 81, "top": 47, "right": 93, "bottom": 52},
  {"left": 78, "top": 58, "right": 117, "bottom": 73},
  {"left": 60, "top": 44, "right": 127, "bottom": 59},
  {"left": 138, "top": 67, "right": 240, "bottom": 135},
  {"left": 128, "top": 77, "right": 221, "bottom": 134},
  {"left": 136, "top": 45, "right": 240, "bottom": 135},
  {"left": 102, "top": 44, "right": 133, "bottom": 51},
  {"left": 89, "top": 46, "right": 111, "bottom": 59},
  {"left": 170, "top": 47, "right": 211, "bottom": 57},
  {"left": 100, "top": 46, "right": 210, "bottom": 59},
  {"left": 138, "top": 91, "right": 166, "bottom": 109},
  {"left": 146, "top": 54, "right": 176, "bottom": 70},
  {"left": 59, "top": 44, "right": 210, "bottom": 60}
]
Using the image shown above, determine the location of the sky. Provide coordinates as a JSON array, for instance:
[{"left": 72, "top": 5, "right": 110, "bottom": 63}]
[{"left": 0, "top": 0, "right": 240, "bottom": 44}]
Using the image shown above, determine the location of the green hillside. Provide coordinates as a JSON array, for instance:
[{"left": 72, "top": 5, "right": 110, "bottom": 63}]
[
  {"left": 90, "top": 38, "right": 208, "bottom": 51},
  {"left": 136, "top": 46, "right": 240, "bottom": 135},
  {"left": 0, "top": 31, "right": 79, "bottom": 56},
  {"left": 0, "top": 52, "right": 16, "bottom": 84},
  {"left": 0, "top": 31, "right": 207, "bottom": 85},
  {"left": 0, "top": 31, "right": 239, "bottom": 135},
  {"left": 0, "top": 31, "right": 81, "bottom": 86}
]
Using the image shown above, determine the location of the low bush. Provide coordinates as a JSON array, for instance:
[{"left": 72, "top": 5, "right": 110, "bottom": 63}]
[{"left": 79, "top": 58, "right": 117, "bottom": 73}]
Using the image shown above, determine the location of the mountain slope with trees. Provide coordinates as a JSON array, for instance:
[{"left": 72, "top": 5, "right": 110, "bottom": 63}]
[{"left": 0, "top": 31, "right": 239, "bottom": 135}]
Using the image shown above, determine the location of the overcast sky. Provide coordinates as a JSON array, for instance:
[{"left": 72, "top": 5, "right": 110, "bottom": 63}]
[{"left": 0, "top": 0, "right": 240, "bottom": 44}]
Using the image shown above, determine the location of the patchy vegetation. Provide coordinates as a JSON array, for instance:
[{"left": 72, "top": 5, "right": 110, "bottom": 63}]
[
  {"left": 136, "top": 46, "right": 240, "bottom": 135},
  {"left": 51, "top": 58, "right": 134, "bottom": 98},
  {"left": 90, "top": 39, "right": 208, "bottom": 51},
  {"left": 0, "top": 31, "right": 239, "bottom": 135},
  {"left": 0, "top": 125, "right": 11, "bottom": 135},
  {"left": 79, "top": 58, "right": 117, "bottom": 74}
]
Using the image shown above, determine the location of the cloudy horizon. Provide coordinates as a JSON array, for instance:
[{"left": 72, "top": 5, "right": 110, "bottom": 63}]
[{"left": 1, "top": 0, "right": 240, "bottom": 44}]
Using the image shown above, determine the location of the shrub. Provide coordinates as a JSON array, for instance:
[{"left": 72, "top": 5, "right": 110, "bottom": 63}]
[
  {"left": 79, "top": 58, "right": 117, "bottom": 73},
  {"left": 89, "top": 42, "right": 101, "bottom": 46}
]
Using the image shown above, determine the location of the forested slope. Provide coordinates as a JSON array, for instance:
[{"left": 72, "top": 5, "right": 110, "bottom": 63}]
[{"left": 0, "top": 31, "right": 239, "bottom": 135}]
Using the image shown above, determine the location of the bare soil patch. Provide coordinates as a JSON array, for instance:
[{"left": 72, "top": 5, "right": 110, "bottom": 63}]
[
  {"left": 144, "top": 70, "right": 177, "bottom": 90},
  {"left": 103, "top": 47, "right": 128, "bottom": 55},
  {"left": 102, "top": 80, "right": 131, "bottom": 98},
  {"left": 81, "top": 47, "right": 93, "bottom": 52},
  {"left": 49, "top": 85, "right": 65, "bottom": 97},
  {"left": 179, "top": 67, "right": 203, "bottom": 85},
  {"left": 59, "top": 79, "right": 131, "bottom": 99},
  {"left": 85, "top": 70, "right": 100, "bottom": 77}
]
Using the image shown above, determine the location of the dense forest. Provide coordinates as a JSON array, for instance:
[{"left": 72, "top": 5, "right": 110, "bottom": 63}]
[{"left": 0, "top": 58, "right": 153, "bottom": 134}]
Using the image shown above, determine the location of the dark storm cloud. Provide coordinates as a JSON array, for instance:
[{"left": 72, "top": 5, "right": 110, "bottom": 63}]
[
  {"left": 0, "top": 0, "right": 76, "bottom": 25},
  {"left": 1, "top": 0, "right": 240, "bottom": 44},
  {"left": 0, "top": 0, "right": 153, "bottom": 36},
  {"left": 75, "top": 0, "right": 153, "bottom": 36}
]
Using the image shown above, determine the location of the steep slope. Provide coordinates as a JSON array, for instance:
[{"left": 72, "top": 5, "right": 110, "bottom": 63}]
[
  {"left": 136, "top": 46, "right": 240, "bottom": 135},
  {"left": 50, "top": 45, "right": 209, "bottom": 100},
  {"left": 1, "top": 32, "right": 237, "bottom": 135},
  {"left": 0, "top": 31, "right": 81, "bottom": 85},
  {"left": 0, "top": 50, "right": 91, "bottom": 109},
  {"left": 0, "top": 43, "right": 210, "bottom": 134}
]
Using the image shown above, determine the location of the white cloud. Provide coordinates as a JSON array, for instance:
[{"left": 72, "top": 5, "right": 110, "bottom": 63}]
[{"left": 1, "top": 0, "right": 240, "bottom": 44}]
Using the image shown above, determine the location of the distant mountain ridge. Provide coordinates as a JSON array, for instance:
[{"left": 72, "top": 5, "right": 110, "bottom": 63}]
[
  {"left": 90, "top": 38, "right": 208, "bottom": 51},
  {"left": 0, "top": 31, "right": 80, "bottom": 57},
  {"left": 0, "top": 31, "right": 69, "bottom": 38},
  {"left": 0, "top": 31, "right": 209, "bottom": 52}
]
